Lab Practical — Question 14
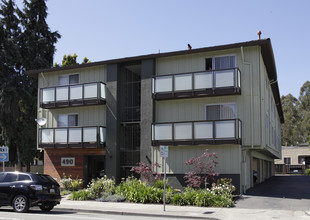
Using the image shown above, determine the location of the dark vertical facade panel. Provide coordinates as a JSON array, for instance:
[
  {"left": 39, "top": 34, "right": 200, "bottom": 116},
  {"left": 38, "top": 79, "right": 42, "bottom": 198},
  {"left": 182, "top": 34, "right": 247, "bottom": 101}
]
[
  {"left": 105, "top": 63, "right": 120, "bottom": 182},
  {"left": 140, "top": 59, "right": 155, "bottom": 164}
]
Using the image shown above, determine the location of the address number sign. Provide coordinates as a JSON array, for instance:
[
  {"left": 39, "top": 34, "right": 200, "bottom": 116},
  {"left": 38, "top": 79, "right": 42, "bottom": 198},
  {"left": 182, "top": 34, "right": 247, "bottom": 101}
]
[{"left": 61, "top": 157, "right": 75, "bottom": 166}]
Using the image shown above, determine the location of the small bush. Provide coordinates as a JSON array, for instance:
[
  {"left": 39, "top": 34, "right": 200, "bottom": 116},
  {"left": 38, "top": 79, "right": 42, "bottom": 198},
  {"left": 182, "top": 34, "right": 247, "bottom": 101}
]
[
  {"left": 60, "top": 190, "right": 71, "bottom": 196},
  {"left": 153, "top": 179, "right": 172, "bottom": 190},
  {"left": 305, "top": 168, "right": 310, "bottom": 175},
  {"left": 60, "top": 174, "right": 72, "bottom": 190},
  {"left": 87, "top": 176, "right": 116, "bottom": 199},
  {"left": 71, "top": 179, "right": 83, "bottom": 191},
  {"left": 69, "top": 189, "right": 89, "bottom": 201},
  {"left": 60, "top": 174, "right": 83, "bottom": 191},
  {"left": 96, "top": 193, "right": 125, "bottom": 202},
  {"left": 115, "top": 176, "right": 173, "bottom": 204}
]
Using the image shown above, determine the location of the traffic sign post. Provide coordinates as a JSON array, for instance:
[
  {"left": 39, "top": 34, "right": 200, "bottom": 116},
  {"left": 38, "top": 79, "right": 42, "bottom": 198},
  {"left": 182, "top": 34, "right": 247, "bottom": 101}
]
[
  {"left": 160, "top": 145, "right": 168, "bottom": 211},
  {"left": 0, "top": 146, "right": 9, "bottom": 172}
]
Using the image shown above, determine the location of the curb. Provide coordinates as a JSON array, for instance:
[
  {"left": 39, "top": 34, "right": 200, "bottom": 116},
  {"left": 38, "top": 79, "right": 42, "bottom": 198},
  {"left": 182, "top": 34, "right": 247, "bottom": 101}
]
[{"left": 54, "top": 207, "right": 217, "bottom": 220}]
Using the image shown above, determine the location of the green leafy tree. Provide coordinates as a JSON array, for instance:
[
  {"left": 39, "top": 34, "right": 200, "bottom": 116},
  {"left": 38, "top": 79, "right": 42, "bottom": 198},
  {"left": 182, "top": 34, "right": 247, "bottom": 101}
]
[
  {"left": 54, "top": 54, "right": 91, "bottom": 67},
  {"left": 299, "top": 81, "right": 310, "bottom": 143},
  {"left": 0, "top": 0, "right": 60, "bottom": 171},
  {"left": 82, "top": 57, "right": 91, "bottom": 64},
  {"left": 281, "top": 94, "right": 301, "bottom": 146},
  {"left": 0, "top": 0, "right": 23, "bottom": 166},
  {"left": 62, "top": 53, "right": 78, "bottom": 66}
]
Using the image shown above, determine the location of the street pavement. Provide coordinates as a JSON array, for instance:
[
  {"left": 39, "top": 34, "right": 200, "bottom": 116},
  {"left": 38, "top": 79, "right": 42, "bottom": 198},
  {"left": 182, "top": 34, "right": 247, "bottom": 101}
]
[{"left": 54, "top": 175, "right": 310, "bottom": 220}]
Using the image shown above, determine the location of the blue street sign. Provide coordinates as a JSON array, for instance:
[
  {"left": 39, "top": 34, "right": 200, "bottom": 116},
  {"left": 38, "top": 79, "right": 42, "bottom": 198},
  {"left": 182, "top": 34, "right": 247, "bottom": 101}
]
[{"left": 0, "top": 146, "right": 9, "bottom": 162}]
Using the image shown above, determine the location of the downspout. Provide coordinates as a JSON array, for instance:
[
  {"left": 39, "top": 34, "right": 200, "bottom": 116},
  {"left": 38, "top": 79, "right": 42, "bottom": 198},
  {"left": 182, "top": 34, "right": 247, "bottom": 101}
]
[{"left": 241, "top": 46, "right": 254, "bottom": 193}]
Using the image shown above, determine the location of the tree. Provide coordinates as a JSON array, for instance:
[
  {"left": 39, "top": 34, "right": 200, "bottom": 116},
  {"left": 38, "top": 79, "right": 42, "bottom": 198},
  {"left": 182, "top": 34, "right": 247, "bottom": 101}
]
[
  {"left": 280, "top": 94, "right": 301, "bottom": 146},
  {"left": 0, "top": 0, "right": 23, "bottom": 167},
  {"left": 130, "top": 161, "right": 161, "bottom": 184},
  {"left": 62, "top": 53, "right": 78, "bottom": 66},
  {"left": 299, "top": 81, "right": 310, "bottom": 143},
  {"left": 0, "top": 0, "right": 60, "bottom": 171},
  {"left": 54, "top": 54, "right": 91, "bottom": 67},
  {"left": 184, "top": 149, "right": 218, "bottom": 188}
]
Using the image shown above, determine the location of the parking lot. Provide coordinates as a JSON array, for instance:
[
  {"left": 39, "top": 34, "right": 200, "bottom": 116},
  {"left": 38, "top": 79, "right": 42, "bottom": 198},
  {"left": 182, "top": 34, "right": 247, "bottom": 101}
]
[{"left": 236, "top": 175, "right": 310, "bottom": 211}]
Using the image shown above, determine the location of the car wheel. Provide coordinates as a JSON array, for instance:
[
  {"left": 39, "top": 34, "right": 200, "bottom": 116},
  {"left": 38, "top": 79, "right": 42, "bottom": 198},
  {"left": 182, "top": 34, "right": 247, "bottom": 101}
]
[
  {"left": 12, "top": 195, "right": 29, "bottom": 213},
  {"left": 39, "top": 204, "right": 54, "bottom": 212}
]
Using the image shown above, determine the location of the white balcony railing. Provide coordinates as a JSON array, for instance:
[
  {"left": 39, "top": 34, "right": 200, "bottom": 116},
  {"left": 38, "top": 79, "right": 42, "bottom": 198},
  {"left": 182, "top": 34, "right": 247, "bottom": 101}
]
[
  {"left": 152, "top": 119, "right": 241, "bottom": 145},
  {"left": 40, "top": 126, "right": 106, "bottom": 148},
  {"left": 152, "top": 68, "right": 241, "bottom": 98},
  {"left": 40, "top": 82, "right": 106, "bottom": 108}
]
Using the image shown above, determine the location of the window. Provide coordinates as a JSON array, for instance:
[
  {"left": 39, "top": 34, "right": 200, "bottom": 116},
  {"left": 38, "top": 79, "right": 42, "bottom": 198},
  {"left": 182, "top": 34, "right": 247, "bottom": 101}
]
[
  {"left": 3, "top": 173, "right": 17, "bottom": 182},
  {"left": 18, "top": 174, "right": 31, "bottom": 181},
  {"left": 206, "top": 55, "right": 236, "bottom": 70},
  {"left": 298, "top": 156, "right": 309, "bottom": 164},
  {"left": 206, "top": 104, "right": 236, "bottom": 120},
  {"left": 57, "top": 114, "right": 78, "bottom": 127},
  {"left": 58, "top": 74, "right": 79, "bottom": 86},
  {"left": 284, "top": 157, "right": 291, "bottom": 165}
]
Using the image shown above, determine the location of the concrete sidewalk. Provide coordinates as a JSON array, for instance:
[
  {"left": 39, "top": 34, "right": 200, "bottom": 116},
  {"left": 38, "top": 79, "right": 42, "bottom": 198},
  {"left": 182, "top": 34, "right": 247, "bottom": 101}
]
[{"left": 54, "top": 196, "right": 310, "bottom": 220}]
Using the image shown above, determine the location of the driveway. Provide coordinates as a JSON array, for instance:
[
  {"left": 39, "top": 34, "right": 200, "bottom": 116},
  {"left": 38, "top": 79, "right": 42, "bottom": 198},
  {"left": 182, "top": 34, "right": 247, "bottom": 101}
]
[{"left": 235, "top": 175, "right": 310, "bottom": 211}]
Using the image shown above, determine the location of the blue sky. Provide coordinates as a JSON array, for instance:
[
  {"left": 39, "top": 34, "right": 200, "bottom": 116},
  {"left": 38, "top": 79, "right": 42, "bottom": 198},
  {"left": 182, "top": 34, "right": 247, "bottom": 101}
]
[{"left": 18, "top": 0, "right": 310, "bottom": 98}]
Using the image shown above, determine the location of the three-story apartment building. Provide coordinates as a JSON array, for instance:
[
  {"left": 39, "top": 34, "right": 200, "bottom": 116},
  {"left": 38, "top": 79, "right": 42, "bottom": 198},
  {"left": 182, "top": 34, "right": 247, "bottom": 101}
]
[{"left": 27, "top": 38, "right": 283, "bottom": 193}]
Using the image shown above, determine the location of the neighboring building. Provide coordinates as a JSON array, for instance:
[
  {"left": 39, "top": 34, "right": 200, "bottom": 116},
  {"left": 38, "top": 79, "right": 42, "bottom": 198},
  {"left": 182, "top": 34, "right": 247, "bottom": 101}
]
[
  {"left": 275, "top": 143, "right": 310, "bottom": 174},
  {"left": 27, "top": 38, "right": 283, "bottom": 193}
]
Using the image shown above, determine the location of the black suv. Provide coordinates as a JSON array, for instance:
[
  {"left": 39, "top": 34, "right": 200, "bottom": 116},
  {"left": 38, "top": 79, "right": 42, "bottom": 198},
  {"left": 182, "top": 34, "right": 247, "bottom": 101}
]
[{"left": 0, "top": 172, "right": 61, "bottom": 212}]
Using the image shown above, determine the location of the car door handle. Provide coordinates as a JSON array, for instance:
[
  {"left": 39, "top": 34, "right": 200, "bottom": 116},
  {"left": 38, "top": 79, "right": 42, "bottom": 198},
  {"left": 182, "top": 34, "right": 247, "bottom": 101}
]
[{"left": 10, "top": 185, "right": 15, "bottom": 188}]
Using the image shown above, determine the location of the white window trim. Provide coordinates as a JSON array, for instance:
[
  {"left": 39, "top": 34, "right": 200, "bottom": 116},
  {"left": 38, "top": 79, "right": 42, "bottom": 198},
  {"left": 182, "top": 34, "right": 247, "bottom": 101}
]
[
  {"left": 58, "top": 73, "right": 80, "bottom": 86},
  {"left": 205, "top": 103, "right": 237, "bottom": 120},
  {"left": 57, "top": 113, "right": 79, "bottom": 127},
  {"left": 205, "top": 54, "right": 236, "bottom": 69}
]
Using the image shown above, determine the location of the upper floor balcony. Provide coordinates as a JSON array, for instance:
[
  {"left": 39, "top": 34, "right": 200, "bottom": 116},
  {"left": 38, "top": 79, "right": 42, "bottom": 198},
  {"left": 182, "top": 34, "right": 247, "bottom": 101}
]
[
  {"left": 40, "top": 82, "right": 106, "bottom": 109},
  {"left": 152, "top": 119, "right": 241, "bottom": 146},
  {"left": 152, "top": 68, "right": 241, "bottom": 100},
  {"left": 39, "top": 126, "right": 106, "bottom": 148}
]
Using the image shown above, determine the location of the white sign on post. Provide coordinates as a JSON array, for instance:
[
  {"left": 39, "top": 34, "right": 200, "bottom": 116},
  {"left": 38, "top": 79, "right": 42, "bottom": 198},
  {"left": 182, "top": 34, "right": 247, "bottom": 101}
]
[
  {"left": 160, "top": 145, "right": 168, "bottom": 158},
  {"left": 160, "top": 145, "right": 168, "bottom": 211}
]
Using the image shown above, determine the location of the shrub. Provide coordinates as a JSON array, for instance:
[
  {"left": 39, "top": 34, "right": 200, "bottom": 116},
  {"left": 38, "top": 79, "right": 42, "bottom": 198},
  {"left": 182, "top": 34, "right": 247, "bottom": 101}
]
[
  {"left": 60, "top": 190, "right": 71, "bottom": 196},
  {"left": 212, "top": 178, "right": 235, "bottom": 195},
  {"left": 60, "top": 174, "right": 83, "bottom": 191},
  {"left": 305, "top": 168, "right": 310, "bottom": 175},
  {"left": 69, "top": 189, "right": 89, "bottom": 201},
  {"left": 171, "top": 187, "right": 196, "bottom": 206},
  {"left": 70, "top": 179, "right": 83, "bottom": 191},
  {"left": 60, "top": 174, "right": 72, "bottom": 190},
  {"left": 130, "top": 162, "right": 161, "bottom": 184},
  {"left": 115, "top": 176, "right": 172, "bottom": 204},
  {"left": 96, "top": 193, "right": 125, "bottom": 202},
  {"left": 153, "top": 179, "right": 172, "bottom": 190},
  {"left": 87, "top": 176, "right": 116, "bottom": 199},
  {"left": 184, "top": 149, "right": 218, "bottom": 189},
  {"left": 171, "top": 178, "right": 235, "bottom": 207}
]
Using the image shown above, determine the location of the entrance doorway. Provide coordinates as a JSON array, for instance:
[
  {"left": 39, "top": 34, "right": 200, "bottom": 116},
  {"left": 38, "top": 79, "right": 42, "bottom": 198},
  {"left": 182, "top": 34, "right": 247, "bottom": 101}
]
[{"left": 83, "top": 155, "right": 105, "bottom": 187}]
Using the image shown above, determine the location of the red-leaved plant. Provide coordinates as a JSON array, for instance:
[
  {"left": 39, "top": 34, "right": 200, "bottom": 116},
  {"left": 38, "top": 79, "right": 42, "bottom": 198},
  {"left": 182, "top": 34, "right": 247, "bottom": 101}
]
[
  {"left": 130, "top": 161, "right": 162, "bottom": 184},
  {"left": 184, "top": 149, "right": 218, "bottom": 188}
]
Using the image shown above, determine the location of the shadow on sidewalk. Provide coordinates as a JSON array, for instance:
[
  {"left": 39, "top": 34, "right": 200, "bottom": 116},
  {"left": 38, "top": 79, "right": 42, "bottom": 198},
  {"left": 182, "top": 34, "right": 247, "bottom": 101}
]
[{"left": 244, "top": 175, "right": 310, "bottom": 200}]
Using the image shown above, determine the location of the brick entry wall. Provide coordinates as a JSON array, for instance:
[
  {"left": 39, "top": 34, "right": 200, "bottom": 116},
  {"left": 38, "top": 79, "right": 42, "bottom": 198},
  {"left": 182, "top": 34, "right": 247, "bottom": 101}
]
[{"left": 44, "top": 148, "right": 106, "bottom": 182}]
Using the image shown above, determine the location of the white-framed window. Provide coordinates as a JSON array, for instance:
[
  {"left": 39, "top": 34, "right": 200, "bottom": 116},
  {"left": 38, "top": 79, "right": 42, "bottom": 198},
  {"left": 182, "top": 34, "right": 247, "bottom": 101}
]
[
  {"left": 205, "top": 104, "right": 236, "bottom": 120},
  {"left": 58, "top": 74, "right": 79, "bottom": 86},
  {"left": 57, "top": 114, "right": 78, "bottom": 127},
  {"left": 206, "top": 55, "right": 236, "bottom": 70}
]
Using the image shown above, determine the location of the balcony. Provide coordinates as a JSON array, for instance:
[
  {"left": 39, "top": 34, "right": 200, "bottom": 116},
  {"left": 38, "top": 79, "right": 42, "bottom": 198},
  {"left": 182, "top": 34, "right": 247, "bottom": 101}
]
[
  {"left": 152, "top": 119, "right": 241, "bottom": 146},
  {"left": 39, "top": 126, "right": 106, "bottom": 148},
  {"left": 40, "top": 82, "right": 106, "bottom": 109},
  {"left": 152, "top": 68, "right": 241, "bottom": 100}
]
